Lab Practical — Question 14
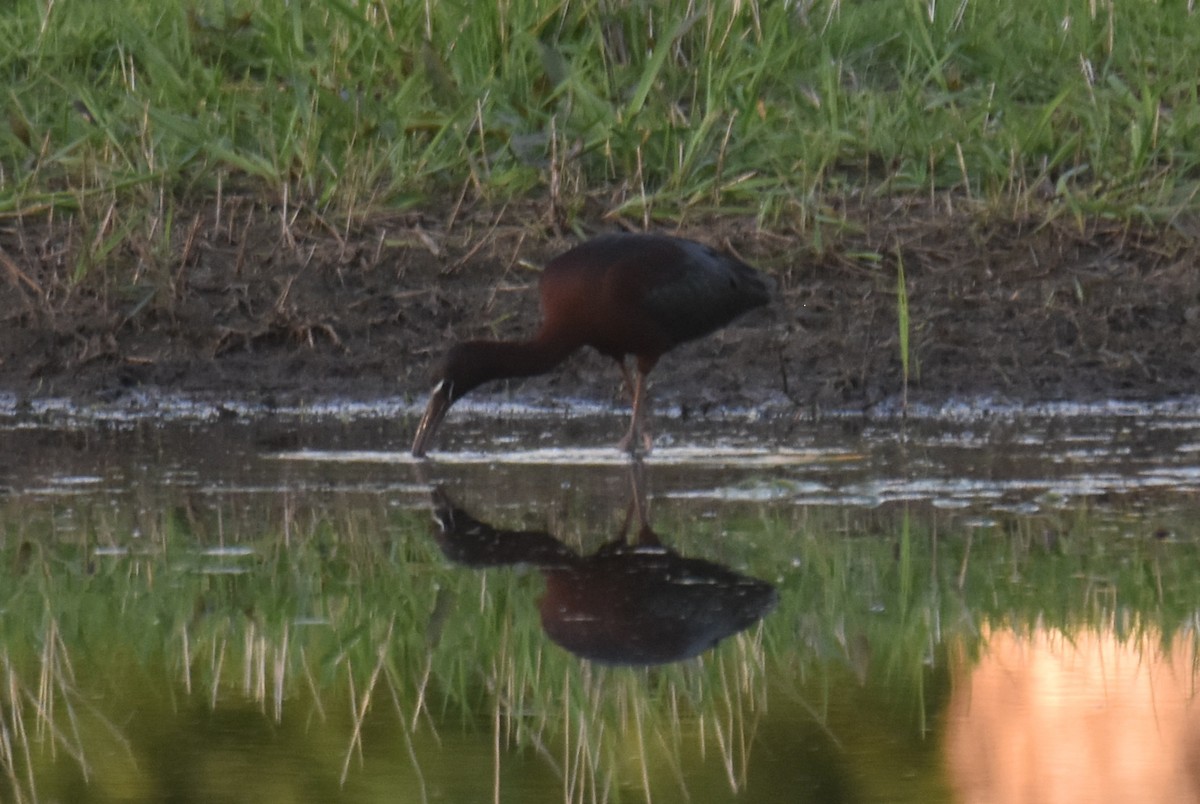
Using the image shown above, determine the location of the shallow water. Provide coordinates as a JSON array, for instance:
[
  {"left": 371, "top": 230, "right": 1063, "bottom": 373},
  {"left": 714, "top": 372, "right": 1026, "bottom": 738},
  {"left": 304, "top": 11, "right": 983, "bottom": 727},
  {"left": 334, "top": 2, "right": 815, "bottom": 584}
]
[{"left": 2, "top": 398, "right": 1199, "bottom": 803}]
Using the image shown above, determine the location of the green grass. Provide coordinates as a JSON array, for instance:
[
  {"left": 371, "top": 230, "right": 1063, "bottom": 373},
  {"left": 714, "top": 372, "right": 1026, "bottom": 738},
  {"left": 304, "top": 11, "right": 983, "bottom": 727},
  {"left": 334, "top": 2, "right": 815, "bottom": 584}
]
[
  {"left": 895, "top": 247, "right": 911, "bottom": 411},
  {"left": 2, "top": 0, "right": 1199, "bottom": 248}
]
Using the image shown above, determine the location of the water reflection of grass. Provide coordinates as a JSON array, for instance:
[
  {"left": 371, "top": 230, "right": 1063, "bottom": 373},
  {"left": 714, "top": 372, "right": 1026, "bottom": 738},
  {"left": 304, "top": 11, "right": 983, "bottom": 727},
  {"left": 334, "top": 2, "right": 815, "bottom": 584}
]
[{"left": 2, "top": 494, "right": 1197, "bottom": 800}]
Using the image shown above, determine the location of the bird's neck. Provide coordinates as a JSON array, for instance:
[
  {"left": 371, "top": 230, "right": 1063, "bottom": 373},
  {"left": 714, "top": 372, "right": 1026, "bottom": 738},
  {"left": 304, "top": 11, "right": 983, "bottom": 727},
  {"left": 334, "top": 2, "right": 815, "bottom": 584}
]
[{"left": 458, "top": 333, "right": 578, "bottom": 393}]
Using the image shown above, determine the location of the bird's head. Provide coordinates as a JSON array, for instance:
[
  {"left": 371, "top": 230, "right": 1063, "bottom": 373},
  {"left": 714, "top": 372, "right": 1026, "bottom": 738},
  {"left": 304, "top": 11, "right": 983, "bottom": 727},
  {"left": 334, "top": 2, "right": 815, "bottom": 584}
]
[{"left": 411, "top": 343, "right": 489, "bottom": 457}]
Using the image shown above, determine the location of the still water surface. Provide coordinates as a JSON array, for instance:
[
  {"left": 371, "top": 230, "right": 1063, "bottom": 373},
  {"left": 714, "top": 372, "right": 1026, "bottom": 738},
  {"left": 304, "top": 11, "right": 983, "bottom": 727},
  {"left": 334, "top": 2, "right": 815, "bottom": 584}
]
[{"left": 1, "top": 398, "right": 1199, "bottom": 802}]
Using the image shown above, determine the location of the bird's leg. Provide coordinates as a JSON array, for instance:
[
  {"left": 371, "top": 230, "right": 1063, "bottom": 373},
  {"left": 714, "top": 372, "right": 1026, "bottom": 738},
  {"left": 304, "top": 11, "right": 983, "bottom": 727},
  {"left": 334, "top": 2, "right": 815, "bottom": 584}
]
[
  {"left": 616, "top": 358, "right": 638, "bottom": 452},
  {"left": 617, "top": 358, "right": 637, "bottom": 402},
  {"left": 634, "top": 369, "right": 654, "bottom": 453},
  {"left": 617, "top": 368, "right": 653, "bottom": 454},
  {"left": 627, "top": 457, "right": 656, "bottom": 544},
  {"left": 616, "top": 458, "right": 658, "bottom": 544}
]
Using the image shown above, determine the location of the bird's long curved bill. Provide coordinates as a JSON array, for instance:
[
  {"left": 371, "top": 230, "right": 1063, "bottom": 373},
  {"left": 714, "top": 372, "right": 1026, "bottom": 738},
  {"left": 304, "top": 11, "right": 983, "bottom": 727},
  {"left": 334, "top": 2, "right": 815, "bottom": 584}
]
[{"left": 411, "top": 385, "right": 452, "bottom": 457}]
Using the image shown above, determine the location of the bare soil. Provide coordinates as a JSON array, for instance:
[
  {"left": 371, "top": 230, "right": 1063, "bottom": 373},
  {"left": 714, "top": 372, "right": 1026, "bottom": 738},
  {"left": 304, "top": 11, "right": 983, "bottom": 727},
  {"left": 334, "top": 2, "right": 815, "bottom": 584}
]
[{"left": 2, "top": 197, "right": 1198, "bottom": 422}]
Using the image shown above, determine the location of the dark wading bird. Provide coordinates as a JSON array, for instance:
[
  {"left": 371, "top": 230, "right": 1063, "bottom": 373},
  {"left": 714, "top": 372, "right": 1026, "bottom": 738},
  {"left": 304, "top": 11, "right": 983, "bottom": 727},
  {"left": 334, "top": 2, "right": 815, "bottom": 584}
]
[{"left": 411, "top": 233, "right": 772, "bottom": 456}]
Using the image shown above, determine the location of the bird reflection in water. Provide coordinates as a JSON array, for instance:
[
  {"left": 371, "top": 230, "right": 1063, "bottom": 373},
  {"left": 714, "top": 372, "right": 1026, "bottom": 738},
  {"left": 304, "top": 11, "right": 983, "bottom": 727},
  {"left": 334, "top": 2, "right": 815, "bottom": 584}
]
[{"left": 428, "top": 468, "right": 777, "bottom": 666}]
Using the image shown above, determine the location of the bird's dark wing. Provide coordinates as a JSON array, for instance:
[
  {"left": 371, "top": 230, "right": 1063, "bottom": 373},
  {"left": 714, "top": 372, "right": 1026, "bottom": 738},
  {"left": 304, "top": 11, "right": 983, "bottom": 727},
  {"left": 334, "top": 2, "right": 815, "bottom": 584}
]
[{"left": 638, "top": 238, "right": 772, "bottom": 345}]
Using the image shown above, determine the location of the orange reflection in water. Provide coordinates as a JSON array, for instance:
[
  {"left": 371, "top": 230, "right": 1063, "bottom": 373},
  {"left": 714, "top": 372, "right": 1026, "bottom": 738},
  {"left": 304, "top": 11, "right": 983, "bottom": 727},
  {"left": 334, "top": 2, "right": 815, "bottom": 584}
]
[{"left": 946, "top": 626, "right": 1200, "bottom": 804}]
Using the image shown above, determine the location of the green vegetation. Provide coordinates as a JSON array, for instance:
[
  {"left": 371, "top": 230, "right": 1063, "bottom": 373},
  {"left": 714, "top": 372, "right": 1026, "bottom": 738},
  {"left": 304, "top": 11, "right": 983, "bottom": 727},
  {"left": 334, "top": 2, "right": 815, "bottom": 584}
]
[
  {"left": 895, "top": 248, "right": 911, "bottom": 410},
  {"left": 2, "top": 485, "right": 1197, "bottom": 801},
  {"left": 3, "top": 0, "right": 1198, "bottom": 243}
]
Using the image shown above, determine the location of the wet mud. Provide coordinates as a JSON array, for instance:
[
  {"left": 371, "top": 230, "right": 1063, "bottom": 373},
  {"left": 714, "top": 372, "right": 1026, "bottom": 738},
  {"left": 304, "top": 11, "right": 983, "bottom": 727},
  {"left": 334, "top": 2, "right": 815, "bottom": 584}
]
[{"left": 2, "top": 198, "right": 1198, "bottom": 422}]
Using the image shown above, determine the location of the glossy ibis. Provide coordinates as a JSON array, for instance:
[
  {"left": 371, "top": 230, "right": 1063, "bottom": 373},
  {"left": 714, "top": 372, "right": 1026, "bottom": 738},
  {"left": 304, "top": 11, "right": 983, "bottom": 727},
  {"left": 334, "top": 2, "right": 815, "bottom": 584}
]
[{"left": 411, "top": 233, "right": 771, "bottom": 456}]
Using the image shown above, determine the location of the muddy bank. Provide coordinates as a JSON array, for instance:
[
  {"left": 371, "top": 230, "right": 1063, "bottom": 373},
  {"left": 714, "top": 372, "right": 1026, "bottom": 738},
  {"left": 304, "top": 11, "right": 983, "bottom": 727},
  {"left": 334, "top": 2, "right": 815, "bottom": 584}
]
[{"left": 1, "top": 198, "right": 1198, "bottom": 424}]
